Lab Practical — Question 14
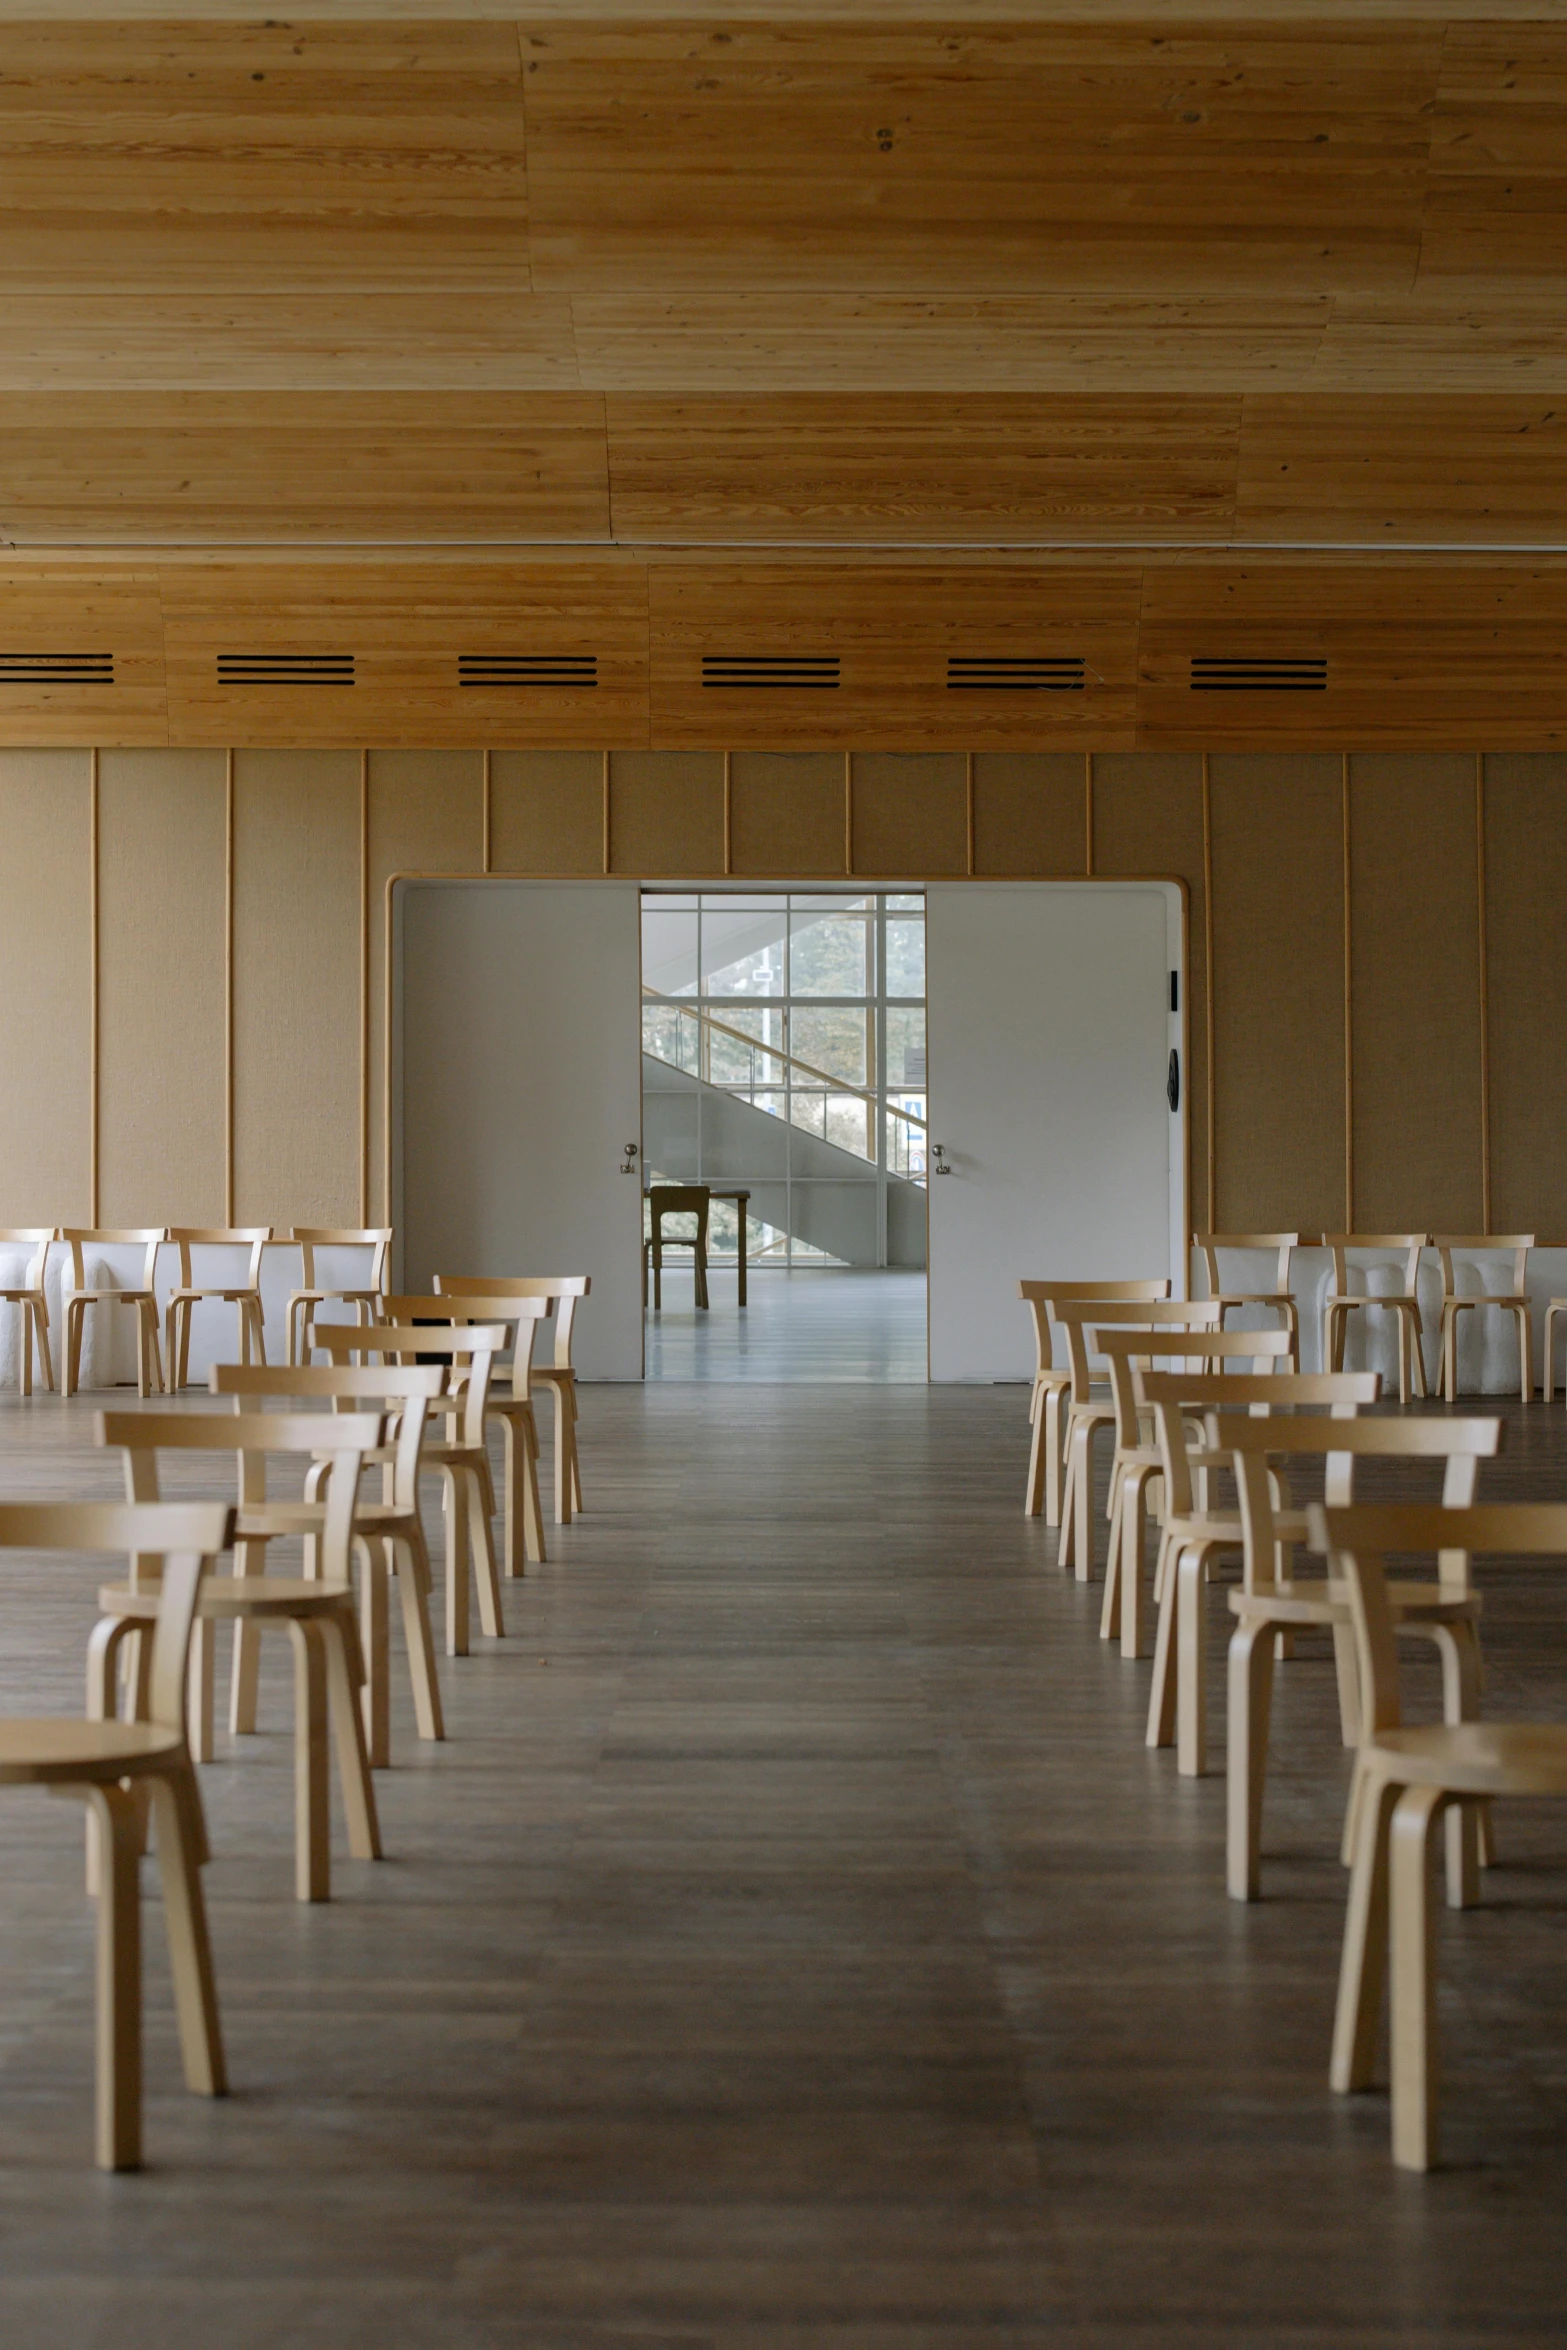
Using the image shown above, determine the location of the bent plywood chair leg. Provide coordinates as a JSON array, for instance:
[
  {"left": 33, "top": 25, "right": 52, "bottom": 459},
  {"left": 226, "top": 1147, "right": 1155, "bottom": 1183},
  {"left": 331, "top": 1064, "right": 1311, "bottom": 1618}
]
[
  {"left": 289, "top": 1619, "right": 331, "bottom": 1903},
  {"left": 1227, "top": 1619, "right": 1276, "bottom": 1900},
  {"left": 355, "top": 1537, "right": 391, "bottom": 1769},
  {"left": 396, "top": 1533, "right": 445, "bottom": 1741},
  {"left": 323, "top": 1618, "right": 381, "bottom": 1861},
  {"left": 148, "top": 1774, "right": 226, "bottom": 2097},
  {"left": 55, "top": 1780, "right": 143, "bottom": 2170},
  {"left": 1176, "top": 1550, "right": 1210, "bottom": 1776},
  {"left": 1332, "top": 1775, "right": 1402, "bottom": 2094},
  {"left": 1390, "top": 1783, "right": 1448, "bottom": 2170}
]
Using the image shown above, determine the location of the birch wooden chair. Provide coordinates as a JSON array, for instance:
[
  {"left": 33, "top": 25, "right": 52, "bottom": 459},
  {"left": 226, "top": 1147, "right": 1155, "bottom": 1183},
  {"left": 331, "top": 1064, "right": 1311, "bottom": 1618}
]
[
  {"left": 96, "top": 1413, "right": 383, "bottom": 1903},
  {"left": 60, "top": 1229, "right": 166, "bottom": 1397},
  {"left": 0, "top": 1227, "right": 58, "bottom": 1395},
  {"left": 1017, "top": 1279, "right": 1169, "bottom": 1525},
  {"left": 644, "top": 1186, "right": 710, "bottom": 1310},
  {"left": 1052, "top": 1299, "right": 1222, "bottom": 1582},
  {"left": 1544, "top": 1298, "right": 1567, "bottom": 1401},
  {"left": 208, "top": 1361, "right": 448, "bottom": 1768},
  {"left": 164, "top": 1228, "right": 272, "bottom": 1389},
  {"left": 1432, "top": 1235, "right": 1534, "bottom": 1401},
  {"left": 436, "top": 1273, "right": 590, "bottom": 1523},
  {"left": 1094, "top": 1326, "right": 1294, "bottom": 1660},
  {"left": 0, "top": 1499, "right": 232, "bottom": 2168},
  {"left": 1311, "top": 1501, "right": 1567, "bottom": 2169},
  {"left": 1220, "top": 1415, "right": 1502, "bottom": 1902},
  {"left": 1136, "top": 1369, "right": 1379, "bottom": 1774},
  {"left": 1195, "top": 1233, "right": 1304, "bottom": 1353},
  {"left": 1322, "top": 1235, "right": 1430, "bottom": 1402},
  {"left": 411, "top": 1292, "right": 549, "bottom": 1572},
  {"left": 315, "top": 1322, "right": 508, "bottom": 1659},
  {"left": 286, "top": 1227, "right": 392, "bottom": 1366}
]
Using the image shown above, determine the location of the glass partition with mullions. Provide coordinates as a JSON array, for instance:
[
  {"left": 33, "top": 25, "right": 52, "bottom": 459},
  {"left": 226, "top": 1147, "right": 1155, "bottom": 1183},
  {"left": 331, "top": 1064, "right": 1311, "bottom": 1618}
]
[{"left": 640, "top": 891, "right": 928, "bottom": 1270}]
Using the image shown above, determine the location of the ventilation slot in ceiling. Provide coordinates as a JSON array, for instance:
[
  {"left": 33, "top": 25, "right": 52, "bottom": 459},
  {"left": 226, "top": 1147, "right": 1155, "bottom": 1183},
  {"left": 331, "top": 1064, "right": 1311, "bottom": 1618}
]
[
  {"left": 947, "top": 656, "right": 1085, "bottom": 692},
  {"left": 0, "top": 653, "right": 114, "bottom": 685},
  {"left": 459, "top": 655, "right": 597, "bottom": 689},
  {"left": 702, "top": 656, "right": 840, "bottom": 690},
  {"left": 1190, "top": 657, "right": 1328, "bottom": 693},
  {"left": 216, "top": 653, "right": 355, "bottom": 687}
]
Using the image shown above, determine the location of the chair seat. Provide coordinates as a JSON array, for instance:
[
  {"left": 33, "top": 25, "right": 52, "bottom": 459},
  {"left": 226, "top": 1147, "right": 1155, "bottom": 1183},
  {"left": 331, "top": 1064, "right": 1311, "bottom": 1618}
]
[
  {"left": 99, "top": 1578, "right": 356, "bottom": 1623},
  {"left": 0, "top": 1716, "right": 183, "bottom": 1784},
  {"left": 1230, "top": 1581, "right": 1482, "bottom": 1628},
  {"left": 67, "top": 1286, "right": 155, "bottom": 1304},
  {"left": 168, "top": 1286, "right": 256, "bottom": 1304},
  {"left": 1367, "top": 1721, "right": 1567, "bottom": 1798},
  {"left": 1329, "top": 1293, "right": 1420, "bottom": 1309},
  {"left": 286, "top": 1287, "right": 380, "bottom": 1305},
  {"left": 0, "top": 1288, "right": 45, "bottom": 1304},
  {"left": 235, "top": 1503, "right": 327, "bottom": 1539}
]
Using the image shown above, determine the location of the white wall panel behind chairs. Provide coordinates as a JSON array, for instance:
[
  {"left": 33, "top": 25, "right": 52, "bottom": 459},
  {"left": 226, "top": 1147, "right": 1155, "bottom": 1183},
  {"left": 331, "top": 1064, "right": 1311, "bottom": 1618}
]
[
  {"left": 394, "top": 879, "right": 645, "bottom": 1379},
  {"left": 926, "top": 882, "right": 1184, "bottom": 1382}
]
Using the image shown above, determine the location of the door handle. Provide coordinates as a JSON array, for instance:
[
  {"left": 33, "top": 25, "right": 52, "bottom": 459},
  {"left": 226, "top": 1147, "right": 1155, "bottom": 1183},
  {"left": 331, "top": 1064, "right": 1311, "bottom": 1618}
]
[
  {"left": 620, "top": 1142, "right": 640, "bottom": 1174},
  {"left": 1167, "top": 1051, "right": 1180, "bottom": 1114}
]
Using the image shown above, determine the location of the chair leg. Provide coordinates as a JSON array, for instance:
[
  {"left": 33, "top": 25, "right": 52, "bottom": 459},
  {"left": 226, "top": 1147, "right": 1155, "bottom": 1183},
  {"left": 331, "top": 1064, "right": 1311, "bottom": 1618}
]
[
  {"left": 496, "top": 1413, "right": 523, "bottom": 1579},
  {"left": 1068, "top": 1423, "right": 1097, "bottom": 1584},
  {"left": 520, "top": 1411, "right": 547, "bottom": 1563},
  {"left": 1043, "top": 1385, "right": 1065, "bottom": 1528},
  {"left": 1146, "top": 1551, "right": 1180, "bottom": 1750},
  {"left": 142, "top": 1303, "right": 164, "bottom": 1396},
  {"left": 441, "top": 1470, "right": 470, "bottom": 1657},
  {"left": 1025, "top": 1387, "right": 1049, "bottom": 1519},
  {"left": 84, "top": 1615, "right": 136, "bottom": 1893},
  {"left": 1441, "top": 1307, "right": 1458, "bottom": 1403},
  {"left": 1547, "top": 1306, "right": 1560, "bottom": 1402},
  {"left": 1120, "top": 1470, "right": 1153, "bottom": 1659},
  {"left": 250, "top": 1296, "right": 267, "bottom": 1367},
  {"left": 1390, "top": 1784, "right": 1449, "bottom": 2171},
  {"left": 1331, "top": 1622, "right": 1362, "bottom": 1746},
  {"left": 288, "top": 1619, "right": 331, "bottom": 1902},
  {"left": 228, "top": 1540, "right": 269, "bottom": 1737},
  {"left": 1227, "top": 1618, "right": 1276, "bottom": 1900},
  {"left": 18, "top": 1298, "right": 32, "bottom": 1398},
  {"left": 148, "top": 1773, "right": 226, "bottom": 2098},
  {"left": 61, "top": 1781, "right": 143, "bottom": 2170},
  {"left": 469, "top": 1469, "right": 505, "bottom": 1640},
  {"left": 355, "top": 1536, "right": 391, "bottom": 1768},
  {"left": 33, "top": 1300, "right": 55, "bottom": 1392},
  {"left": 395, "top": 1532, "right": 445, "bottom": 1741},
  {"left": 1332, "top": 1773, "right": 1402, "bottom": 2094},
  {"left": 187, "top": 1617, "right": 216, "bottom": 1764},
  {"left": 1432, "top": 1622, "right": 1484, "bottom": 1909},
  {"left": 322, "top": 1616, "right": 382, "bottom": 1861},
  {"left": 1175, "top": 1548, "right": 1210, "bottom": 1776},
  {"left": 554, "top": 1384, "right": 574, "bottom": 1525},
  {"left": 1515, "top": 1302, "right": 1531, "bottom": 1402}
]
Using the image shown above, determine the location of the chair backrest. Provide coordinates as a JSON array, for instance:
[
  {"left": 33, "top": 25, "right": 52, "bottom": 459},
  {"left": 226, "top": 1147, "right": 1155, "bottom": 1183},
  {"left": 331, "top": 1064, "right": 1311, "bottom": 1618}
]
[
  {"left": 1321, "top": 1233, "right": 1427, "bottom": 1296},
  {"left": 0, "top": 1228, "right": 56, "bottom": 1289},
  {"left": 0, "top": 1500, "right": 233, "bottom": 1735},
  {"left": 435, "top": 1273, "right": 590, "bottom": 1371},
  {"left": 59, "top": 1227, "right": 165, "bottom": 1293},
  {"left": 1138, "top": 1370, "right": 1377, "bottom": 1521},
  {"left": 401, "top": 1294, "right": 547, "bottom": 1398},
  {"left": 292, "top": 1227, "right": 392, "bottom": 1294},
  {"left": 1195, "top": 1232, "right": 1301, "bottom": 1301},
  {"left": 1016, "top": 1279, "right": 1169, "bottom": 1381},
  {"left": 1220, "top": 1414, "right": 1503, "bottom": 1595},
  {"left": 313, "top": 1322, "right": 506, "bottom": 1450},
  {"left": 1431, "top": 1234, "right": 1533, "bottom": 1300},
  {"left": 1310, "top": 1502, "right": 1567, "bottom": 1738},
  {"left": 208, "top": 1361, "right": 441, "bottom": 1509},
  {"left": 1052, "top": 1298, "right": 1222, "bottom": 1407},
  {"left": 97, "top": 1410, "right": 383, "bottom": 1585},
  {"left": 648, "top": 1186, "right": 710, "bottom": 1245},
  {"left": 167, "top": 1228, "right": 271, "bottom": 1289},
  {"left": 1096, "top": 1326, "right": 1293, "bottom": 1448}
]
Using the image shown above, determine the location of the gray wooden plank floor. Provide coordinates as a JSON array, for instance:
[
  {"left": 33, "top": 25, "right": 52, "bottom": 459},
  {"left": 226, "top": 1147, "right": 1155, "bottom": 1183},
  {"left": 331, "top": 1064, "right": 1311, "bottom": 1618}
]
[
  {"left": 0, "top": 1384, "right": 1564, "bottom": 2346},
  {"left": 645, "top": 1268, "right": 928, "bottom": 1382}
]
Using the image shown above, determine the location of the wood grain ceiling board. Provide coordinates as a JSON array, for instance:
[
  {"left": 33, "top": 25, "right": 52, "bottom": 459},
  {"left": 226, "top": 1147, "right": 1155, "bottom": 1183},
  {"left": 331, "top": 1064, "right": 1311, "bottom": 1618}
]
[
  {"left": 160, "top": 560, "right": 650, "bottom": 745},
  {"left": 523, "top": 23, "right": 1441, "bottom": 295},
  {"left": 1236, "top": 394, "right": 1567, "bottom": 539},
  {"left": 647, "top": 561, "right": 1141, "bottom": 747},
  {"left": 0, "top": 567, "right": 167, "bottom": 742},
  {"left": 0, "top": 392, "right": 609, "bottom": 541},
  {"left": 1312, "top": 294, "right": 1567, "bottom": 390},
  {"left": 606, "top": 393, "right": 1241, "bottom": 539},
  {"left": 1421, "top": 26, "right": 1567, "bottom": 288},
  {"left": 1137, "top": 562, "right": 1567, "bottom": 747},
  {"left": 0, "top": 21, "right": 528, "bottom": 290}
]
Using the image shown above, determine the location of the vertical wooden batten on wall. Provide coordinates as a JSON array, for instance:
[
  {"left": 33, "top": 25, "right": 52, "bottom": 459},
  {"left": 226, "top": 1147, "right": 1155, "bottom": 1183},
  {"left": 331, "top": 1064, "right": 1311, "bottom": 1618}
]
[
  {"left": 1476, "top": 751, "right": 1492, "bottom": 1234},
  {"left": 1201, "top": 752, "right": 1215, "bottom": 1234},
  {"left": 1341, "top": 752, "right": 1354, "bottom": 1228},
  {"left": 843, "top": 753, "right": 853, "bottom": 876},
  {"left": 482, "top": 747, "right": 492, "bottom": 877},
  {"left": 601, "top": 751, "right": 611, "bottom": 875},
  {"left": 358, "top": 748, "right": 370, "bottom": 1225},
  {"left": 1084, "top": 753, "right": 1095, "bottom": 877},
  {"left": 722, "top": 751, "right": 733, "bottom": 876},
  {"left": 88, "top": 746, "right": 100, "bottom": 1226},
  {"left": 964, "top": 753, "right": 976, "bottom": 877},
  {"left": 223, "top": 747, "right": 235, "bottom": 1224}
]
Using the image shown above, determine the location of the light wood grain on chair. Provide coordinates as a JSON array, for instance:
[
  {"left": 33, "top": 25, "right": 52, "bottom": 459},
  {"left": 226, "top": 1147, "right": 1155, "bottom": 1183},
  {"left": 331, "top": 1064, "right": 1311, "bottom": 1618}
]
[{"left": 60, "top": 1229, "right": 166, "bottom": 1398}]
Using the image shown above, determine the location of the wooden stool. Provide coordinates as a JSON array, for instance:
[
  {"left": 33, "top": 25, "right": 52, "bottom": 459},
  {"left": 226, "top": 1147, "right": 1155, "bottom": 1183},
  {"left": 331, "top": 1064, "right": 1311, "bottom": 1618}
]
[
  {"left": 164, "top": 1228, "right": 272, "bottom": 1388},
  {"left": 437, "top": 1273, "right": 590, "bottom": 1524},
  {"left": 0, "top": 1500, "right": 232, "bottom": 2169},
  {"left": 1017, "top": 1279, "right": 1168, "bottom": 1526},
  {"left": 1322, "top": 1234, "right": 1430, "bottom": 1402},
  {"left": 0, "top": 1227, "right": 58, "bottom": 1395},
  {"left": 60, "top": 1228, "right": 166, "bottom": 1397},
  {"left": 286, "top": 1226, "right": 392, "bottom": 1366},
  {"left": 1432, "top": 1234, "right": 1534, "bottom": 1400},
  {"left": 1313, "top": 1501, "right": 1567, "bottom": 2169},
  {"left": 644, "top": 1186, "right": 710, "bottom": 1310}
]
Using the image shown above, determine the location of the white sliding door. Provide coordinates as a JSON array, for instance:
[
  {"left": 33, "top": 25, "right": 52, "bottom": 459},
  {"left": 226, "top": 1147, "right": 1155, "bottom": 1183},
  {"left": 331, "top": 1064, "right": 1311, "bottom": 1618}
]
[
  {"left": 395, "top": 880, "right": 645, "bottom": 1379},
  {"left": 926, "top": 882, "right": 1185, "bottom": 1382}
]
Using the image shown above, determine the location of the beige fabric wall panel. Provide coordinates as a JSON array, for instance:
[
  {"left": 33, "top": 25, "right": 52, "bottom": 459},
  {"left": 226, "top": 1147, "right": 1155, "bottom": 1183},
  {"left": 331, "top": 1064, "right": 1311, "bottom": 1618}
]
[
  {"left": 851, "top": 754, "right": 968, "bottom": 877},
  {"left": 1483, "top": 754, "right": 1567, "bottom": 1237},
  {"left": 608, "top": 751, "right": 725, "bottom": 876},
  {"left": 729, "top": 753, "right": 846, "bottom": 877},
  {"left": 972, "top": 754, "right": 1088, "bottom": 877},
  {"left": 368, "top": 749, "right": 483, "bottom": 1222},
  {"left": 97, "top": 749, "right": 226, "bottom": 1226},
  {"left": 490, "top": 750, "right": 605, "bottom": 874},
  {"left": 232, "top": 750, "right": 360, "bottom": 1227},
  {"left": 1091, "top": 752, "right": 1209, "bottom": 1230},
  {"left": 1349, "top": 754, "right": 1484, "bottom": 1231},
  {"left": 0, "top": 750, "right": 91, "bottom": 1222},
  {"left": 1208, "top": 754, "right": 1345, "bottom": 1233}
]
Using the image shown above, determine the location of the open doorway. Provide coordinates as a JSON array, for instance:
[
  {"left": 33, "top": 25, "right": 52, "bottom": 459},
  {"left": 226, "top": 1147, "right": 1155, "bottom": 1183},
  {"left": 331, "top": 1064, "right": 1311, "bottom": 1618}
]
[{"left": 640, "top": 889, "right": 929, "bottom": 1381}]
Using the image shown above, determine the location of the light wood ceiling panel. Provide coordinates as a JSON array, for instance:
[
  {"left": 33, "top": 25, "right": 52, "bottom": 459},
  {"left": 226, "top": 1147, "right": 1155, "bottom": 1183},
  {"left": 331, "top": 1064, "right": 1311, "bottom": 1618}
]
[
  {"left": 0, "top": 392, "right": 609, "bottom": 541},
  {"left": 160, "top": 559, "right": 649, "bottom": 745},
  {"left": 1312, "top": 294, "right": 1567, "bottom": 390},
  {"left": 1420, "top": 26, "right": 1567, "bottom": 290},
  {"left": 608, "top": 393, "right": 1241, "bottom": 540},
  {"left": 524, "top": 23, "right": 1441, "bottom": 295},
  {"left": 1236, "top": 395, "right": 1567, "bottom": 540},
  {"left": 0, "top": 567, "right": 167, "bottom": 742},
  {"left": 648, "top": 561, "right": 1142, "bottom": 747},
  {"left": 0, "top": 21, "right": 528, "bottom": 290}
]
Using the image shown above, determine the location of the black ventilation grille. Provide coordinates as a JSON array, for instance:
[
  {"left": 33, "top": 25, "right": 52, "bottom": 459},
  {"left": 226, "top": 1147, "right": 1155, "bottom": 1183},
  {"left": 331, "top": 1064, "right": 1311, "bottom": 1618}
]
[
  {"left": 947, "top": 656, "right": 1085, "bottom": 691},
  {"left": 702, "top": 655, "right": 840, "bottom": 690},
  {"left": 216, "top": 653, "right": 355, "bottom": 686},
  {"left": 460, "top": 654, "right": 597, "bottom": 689},
  {"left": 1191, "top": 657, "right": 1328, "bottom": 692},
  {"left": 0, "top": 652, "right": 114, "bottom": 684}
]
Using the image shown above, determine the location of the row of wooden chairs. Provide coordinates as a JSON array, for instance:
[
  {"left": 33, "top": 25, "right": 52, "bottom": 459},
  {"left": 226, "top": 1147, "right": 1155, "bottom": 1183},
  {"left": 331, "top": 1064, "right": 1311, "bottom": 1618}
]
[{"left": 1018, "top": 1280, "right": 1567, "bottom": 2171}]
